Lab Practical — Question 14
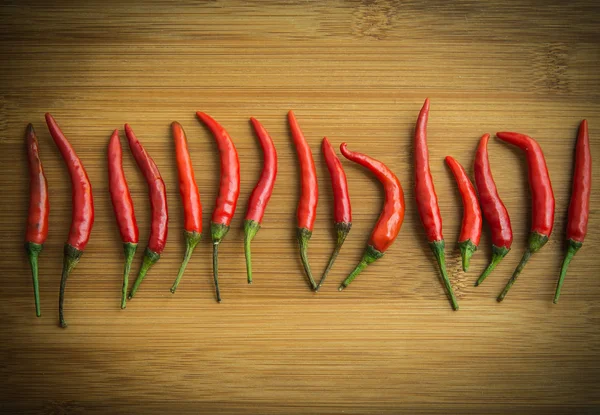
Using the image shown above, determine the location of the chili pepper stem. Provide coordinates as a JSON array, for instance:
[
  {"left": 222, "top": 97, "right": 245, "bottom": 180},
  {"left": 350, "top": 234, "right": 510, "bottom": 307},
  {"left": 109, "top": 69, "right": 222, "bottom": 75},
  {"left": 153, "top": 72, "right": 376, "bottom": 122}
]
[
  {"left": 25, "top": 242, "right": 43, "bottom": 317},
  {"left": 554, "top": 239, "right": 582, "bottom": 304},
  {"left": 497, "top": 232, "right": 548, "bottom": 302},
  {"left": 170, "top": 231, "right": 202, "bottom": 294},
  {"left": 243, "top": 220, "right": 260, "bottom": 284},
  {"left": 128, "top": 248, "right": 160, "bottom": 300},
  {"left": 429, "top": 240, "right": 459, "bottom": 311},
  {"left": 59, "top": 244, "right": 83, "bottom": 328},
  {"left": 211, "top": 222, "right": 229, "bottom": 303},
  {"left": 475, "top": 245, "right": 510, "bottom": 286},
  {"left": 458, "top": 239, "right": 477, "bottom": 273},
  {"left": 338, "top": 245, "right": 383, "bottom": 291},
  {"left": 297, "top": 227, "right": 317, "bottom": 290},
  {"left": 317, "top": 222, "right": 351, "bottom": 291},
  {"left": 120, "top": 242, "right": 137, "bottom": 309}
]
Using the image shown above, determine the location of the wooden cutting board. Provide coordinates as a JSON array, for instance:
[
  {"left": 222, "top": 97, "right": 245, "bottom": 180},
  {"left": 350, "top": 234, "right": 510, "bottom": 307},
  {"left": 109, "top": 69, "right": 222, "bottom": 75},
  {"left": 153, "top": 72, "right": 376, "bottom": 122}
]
[{"left": 1, "top": 1, "right": 599, "bottom": 414}]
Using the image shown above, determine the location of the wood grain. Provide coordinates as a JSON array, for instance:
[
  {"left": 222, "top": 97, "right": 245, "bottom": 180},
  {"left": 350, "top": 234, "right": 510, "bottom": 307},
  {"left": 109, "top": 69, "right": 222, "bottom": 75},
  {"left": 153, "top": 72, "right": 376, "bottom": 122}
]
[{"left": 1, "top": 1, "right": 599, "bottom": 413}]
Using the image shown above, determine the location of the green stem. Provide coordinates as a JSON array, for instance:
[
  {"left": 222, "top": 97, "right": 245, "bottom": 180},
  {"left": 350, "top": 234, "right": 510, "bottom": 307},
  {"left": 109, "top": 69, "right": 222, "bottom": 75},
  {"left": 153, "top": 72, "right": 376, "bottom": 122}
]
[
  {"left": 497, "top": 231, "right": 548, "bottom": 302},
  {"left": 59, "top": 244, "right": 83, "bottom": 328},
  {"left": 298, "top": 227, "right": 317, "bottom": 290},
  {"left": 475, "top": 245, "right": 510, "bottom": 286},
  {"left": 244, "top": 220, "right": 260, "bottom": 284},
  {"left": 128, "top": 247, "right": 160, "bottom": 300},
  {"left": 430, "top": 240, "right": 459, "bottom": 311},
  {"left": 213, "top": 242, "right": 222, "bottom": 302},
  {"left": 317, "top": 222, "right": 351, "bottom": 291},
  {"left": 553, "top": 239, "right": 582, "bottom": 304},
  {"left": 338, "top": 245, "right": 383, "bottom": 291},
  {"left": 25, "top": 242, "right": 43, "bottom": 317},
  {"left": 170, "top": 231, "right": 202, "bottom": 294},
  {"left": 121, "top": 242, "right": 137, "bottom": 309},
  {"left": 458, "top": 239, "right": 478, "bottom": 272},
  {"left": 211, "top": 222, "right": 229, "bottom": 303}
]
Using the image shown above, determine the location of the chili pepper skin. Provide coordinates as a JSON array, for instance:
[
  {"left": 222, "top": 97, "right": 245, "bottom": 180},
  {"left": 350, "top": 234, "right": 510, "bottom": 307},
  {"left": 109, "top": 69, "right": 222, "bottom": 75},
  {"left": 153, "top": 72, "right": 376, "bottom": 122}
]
[
  {"left": 554, "top": 120, "right": 591, "bottom": 303},
  {"left": 474, "top": 133, "right": 513, "bottom": 286},
  {"left": 108, "top": 129, "right": 139, "bottom": 308},
  {"left": 25, "top": 124, "right": 49, "bottom": 317},
  {"left": 288, "top": 111, "right": 318, "bottom": 290},
  {"left": 124, "top": 124, "right": 168, "bottom": 300},
  {"left": 413, "top": 99, "right": 459, "bottom": 311},
  {"left": 170, "top": 122, "right": 202, "bottom": 293},
  {"left": 244, "top": 117, "right": 277, "bottom": 284},
  {"left": 445, "top": 156, "right": 482, "bottom": 272},
  {"left": 338, "top": 143, "right": 404, "bottom": 290},
  {"left": 45, "top": 113, "right": 94, "bottom": 328},
  {"left": 197, "top": 112, "right": 240, "bottom": 302},
  {"left": 316, "top": 137, "right": 351, "bottom": 291},
  {"left": 495, "top": 132, "right": 555, "bottom": 302}
]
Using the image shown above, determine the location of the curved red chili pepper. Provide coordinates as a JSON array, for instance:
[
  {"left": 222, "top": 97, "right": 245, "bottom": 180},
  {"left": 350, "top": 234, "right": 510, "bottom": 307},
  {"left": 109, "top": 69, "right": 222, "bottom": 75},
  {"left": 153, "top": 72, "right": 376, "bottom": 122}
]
[
  {"left": 445, "top": 156, "right": 482, "bottom": 272},
  {"left": 316, "top": 137, "right": 351, "bottom": 291},
  {"left": 473, "top": 133, "right": 513, "bottom": 286},
  {"left": 554, "top": 120, "right": 591, "bottom": 303},
  {"left": 124, "top": 124, "right": 168, "bottom": 300},
  {"left": 496, "top": 131, "right": 555, "bottom": 302},
  {"left": 338, "top": 143, "right": 404, "bottom": 290},
  {"left": 288, "top": 111, "right": 318, "bottom": 290},
  {"left": 45, "top": 113, "right": 95, "bottom": 328},
  {"left": 197, "top": 112, "right": 240, "bottom": 302},
  {"left": 108, "top": 129, "right": 139, "bottom": 308},
  {"left": 25, "top": 124, "right": 49, "bottom": 317},
  {"left": 244, "top": 117, "right": 277, "bottom": 284},
  {"left": 413, "top": 99, "right": 458, "bottom": 310},
  {"left": 170, "top": 121, "right": 202, "bottom": 294}
]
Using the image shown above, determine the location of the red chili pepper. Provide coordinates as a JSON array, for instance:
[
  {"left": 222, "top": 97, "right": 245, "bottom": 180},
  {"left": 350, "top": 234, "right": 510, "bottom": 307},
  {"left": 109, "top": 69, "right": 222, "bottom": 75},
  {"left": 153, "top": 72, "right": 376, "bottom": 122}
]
[
  {"left": 473, "top": 133, "right": 513, "bottom": 286},
  {"left": 413, "top": 99, "right": 459, "bottom": 310},
  {"left": 197, "top": 112, "right": 240, "bottom": 302},
  {"left": 45, "top": 113, "right": 94, "bottom": 328},
  {"left": 316, "top": 137, "right": 351, "bottom": 291},
  {"left": 108, "top": 129, "right": 139, "bottom": 308},
  {"left": 244, "top": 117, "right": 277, "bottom": 284},
  {"left": 170, "top": 122, "right": 202, "bottom": 294},
  {"left": 445, "top": 156, "right": 482, "bottom": 272},
  {"left": 338, "top": 143, "right": 404, "bottom": 290},
  {"left": 124, "top": 124, "right": 168, "bottom": 300},
  {"left": 554, "top": 120, "right": 591, "bottom": 303},
  {"left": 25, "top": 124, "right": 49, "bottom": 317},
  {"left": 288, "top": 111, "right": 318, "bottom": 290},
  {"left": 496, "top": 131, "right": 555, "bottom": 302}
]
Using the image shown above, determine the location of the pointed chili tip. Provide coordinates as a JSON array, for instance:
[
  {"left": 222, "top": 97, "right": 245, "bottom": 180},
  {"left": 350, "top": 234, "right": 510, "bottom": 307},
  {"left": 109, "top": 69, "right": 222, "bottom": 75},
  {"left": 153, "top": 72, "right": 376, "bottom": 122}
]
[
  {"left": 171, "top": 121, "right": 181, "bottom": 128},
  {"left": 111, "top": 128, "right": 119, "bottom": 136},
  {"left": 444, "top": 155, "right": 454, "bottom": 164},
  {"left": 26, "top": 123, "right": 35, "bottom": 135},
  {"left": 339, "top": 142, "right": 350, "bottom": 157},
  {"left": 422, "top": 98, "right": 430, "bottom": 110}
]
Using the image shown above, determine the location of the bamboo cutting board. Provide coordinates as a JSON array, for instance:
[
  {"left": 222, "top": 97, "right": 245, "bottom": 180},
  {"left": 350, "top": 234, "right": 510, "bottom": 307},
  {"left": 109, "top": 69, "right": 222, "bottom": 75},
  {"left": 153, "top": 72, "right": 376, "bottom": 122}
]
[{"left": 1, "top": 1, "right": 599, "bottom": 414}]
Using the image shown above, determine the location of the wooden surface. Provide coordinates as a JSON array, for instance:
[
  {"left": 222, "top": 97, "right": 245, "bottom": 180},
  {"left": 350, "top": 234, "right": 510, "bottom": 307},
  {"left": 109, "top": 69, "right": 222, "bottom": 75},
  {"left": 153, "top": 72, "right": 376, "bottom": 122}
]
[{"left": 1, "top": 1, "right": 599, "bottom": 413}]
